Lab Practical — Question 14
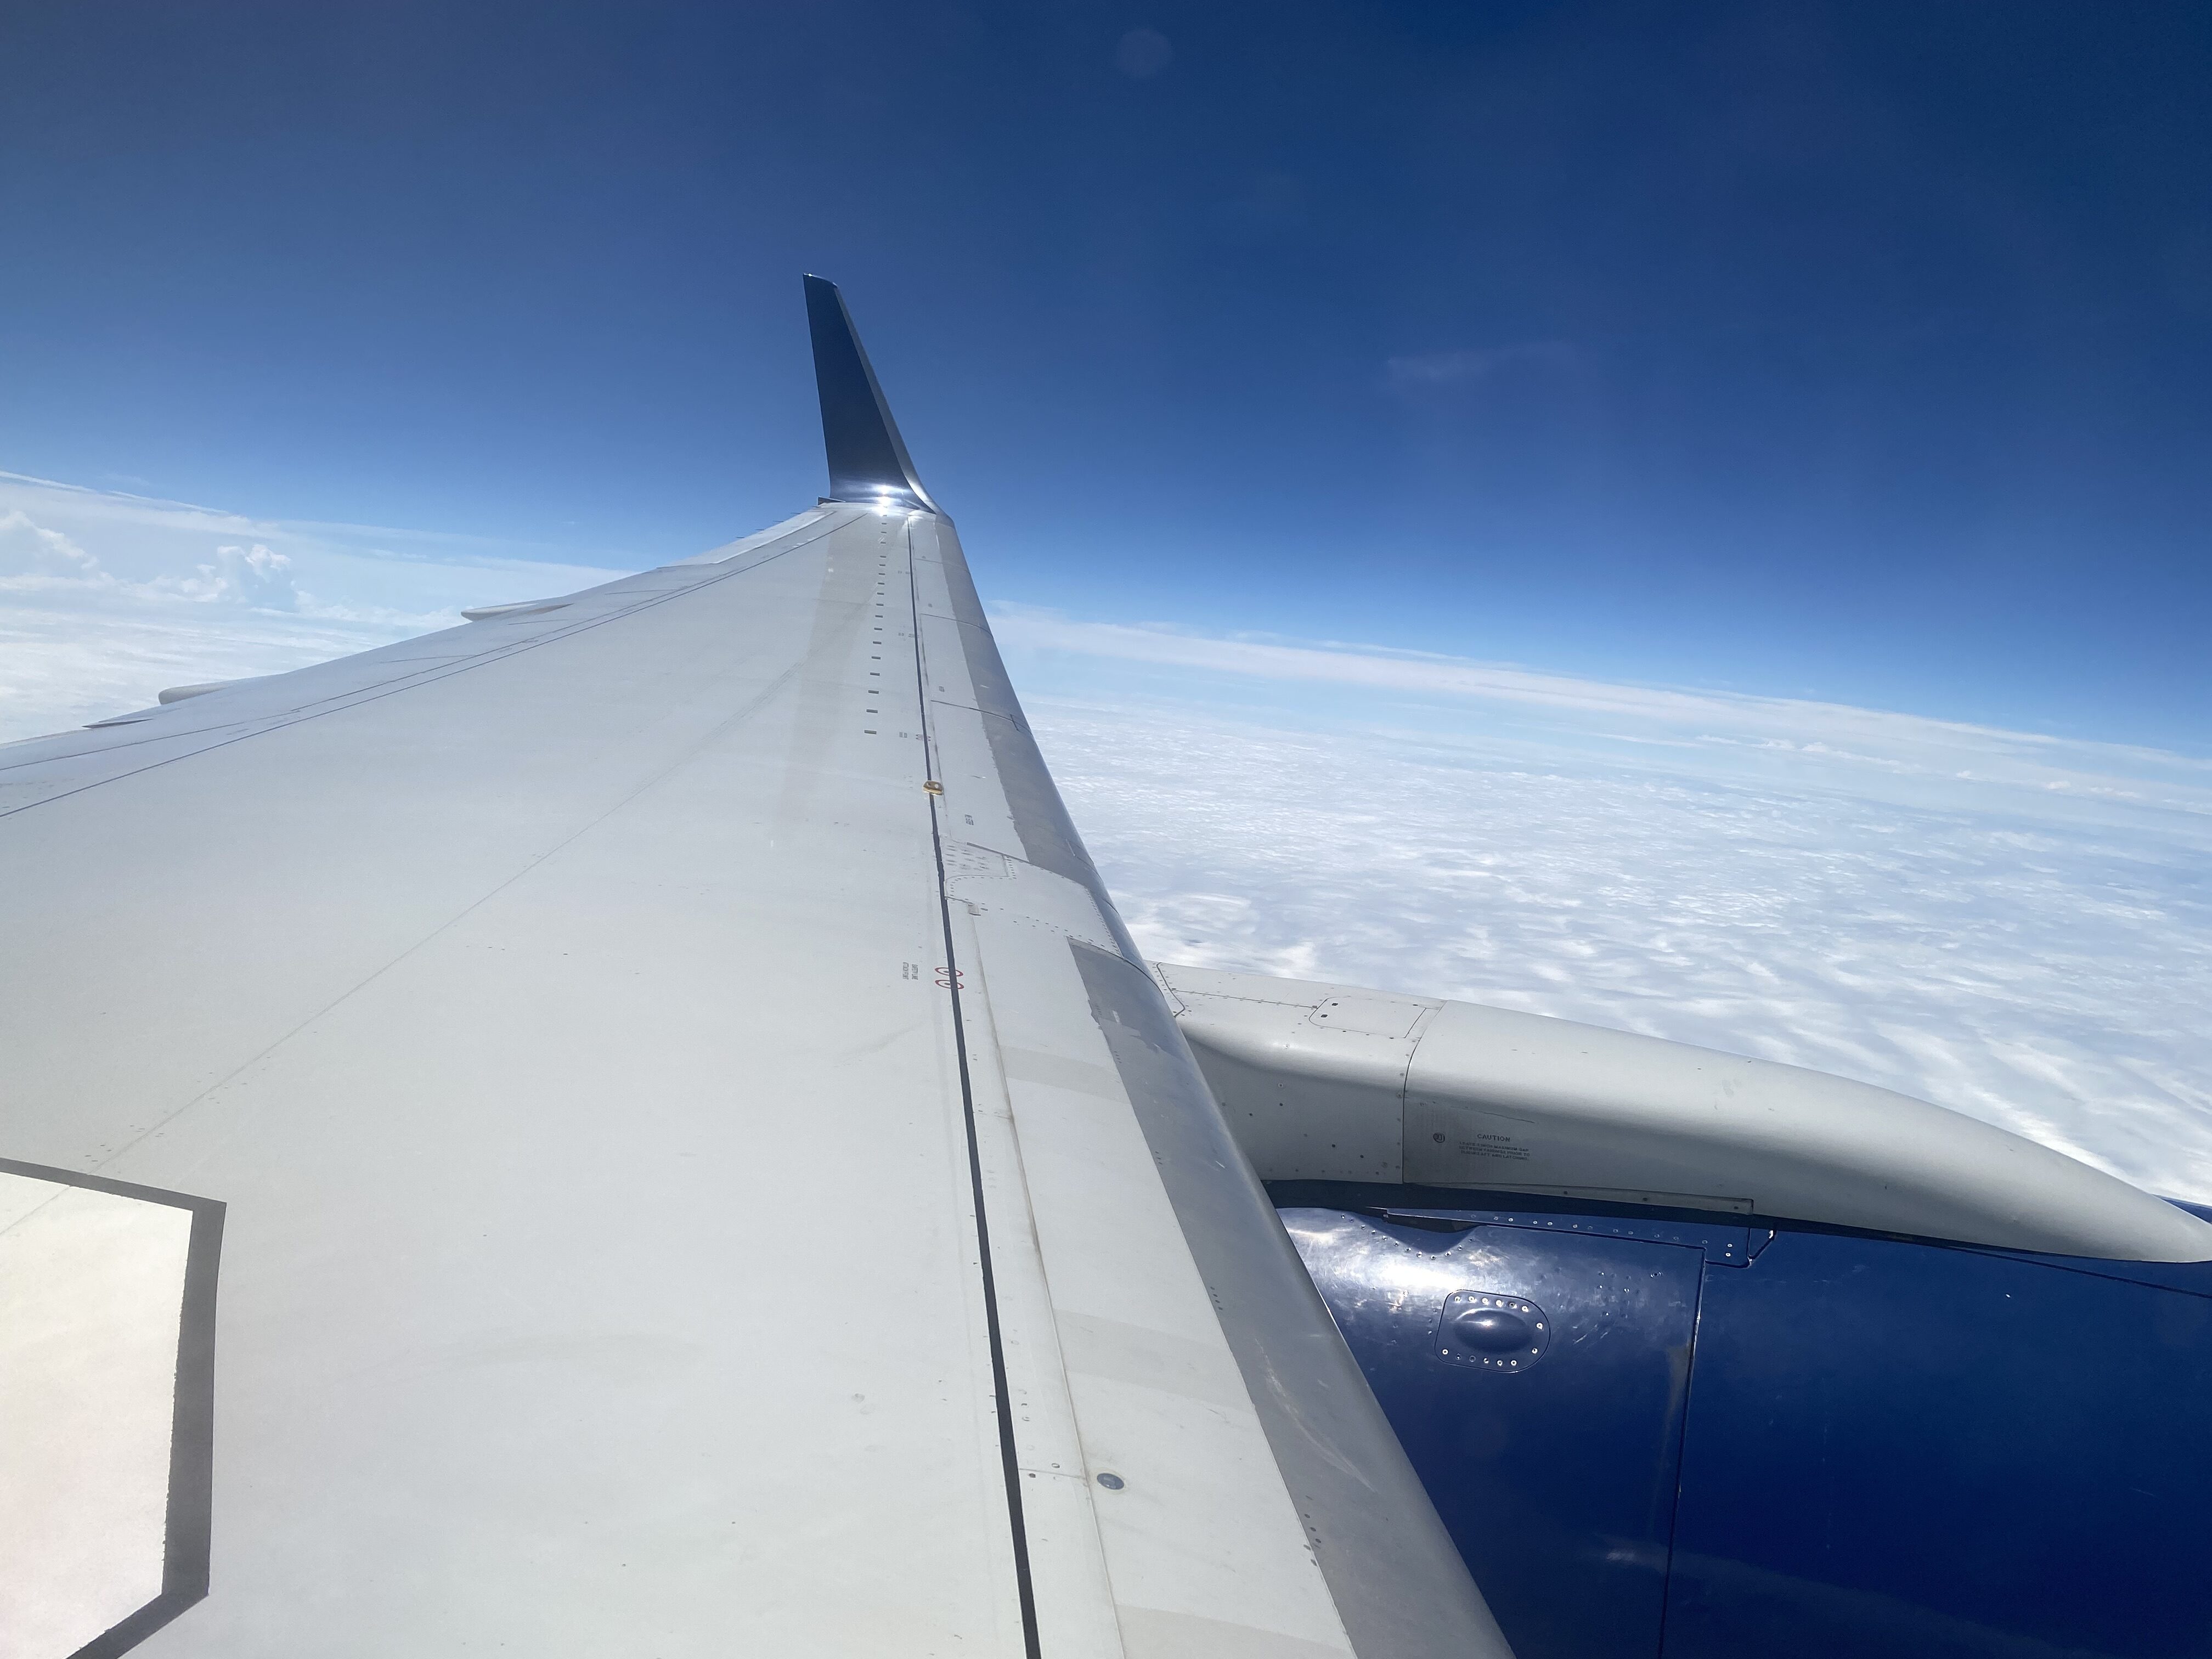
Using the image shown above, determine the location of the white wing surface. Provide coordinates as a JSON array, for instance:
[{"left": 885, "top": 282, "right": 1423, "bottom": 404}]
[{"left": 0, "top": 280, "right": 1505, "bottom": 1658}]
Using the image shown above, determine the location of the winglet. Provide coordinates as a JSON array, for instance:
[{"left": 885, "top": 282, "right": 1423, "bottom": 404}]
[{"left": 803, "top": 275, "right": 937, "bottom": 513}]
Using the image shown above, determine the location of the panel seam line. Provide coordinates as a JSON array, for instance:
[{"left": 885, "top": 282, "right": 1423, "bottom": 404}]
[{"left": 910, "top": 521, "right": 1043, "bottom": 1658}]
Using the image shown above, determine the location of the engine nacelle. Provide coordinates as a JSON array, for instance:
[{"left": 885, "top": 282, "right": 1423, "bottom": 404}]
[{"left": 1154, "top": 963, "right": 2212, "bottom": 1657}]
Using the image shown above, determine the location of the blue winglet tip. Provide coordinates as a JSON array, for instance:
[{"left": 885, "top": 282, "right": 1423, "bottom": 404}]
[{"left": 803, "top": 275, "right": 935, "bottom": 512}]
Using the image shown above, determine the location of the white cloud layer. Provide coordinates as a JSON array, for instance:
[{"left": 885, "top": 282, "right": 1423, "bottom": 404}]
[
  {"left": 1002, "top": 613, "right": 2212, "bottom": 1204},
  {"left": 994, "top": 607, "right": 2212, "bottom": 826},
  {"left": 0, "top": 473, "right": 633, "bottom": 737}
]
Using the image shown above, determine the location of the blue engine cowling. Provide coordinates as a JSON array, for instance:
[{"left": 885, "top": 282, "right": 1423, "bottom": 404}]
[{"left": 1273, "top": 1183, "right": 2212, "bottom": 1659}]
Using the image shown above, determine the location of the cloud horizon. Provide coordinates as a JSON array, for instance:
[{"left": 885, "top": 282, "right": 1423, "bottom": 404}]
[{"left": 7, "top": 471, "right": 2208, "bottom": 1203}]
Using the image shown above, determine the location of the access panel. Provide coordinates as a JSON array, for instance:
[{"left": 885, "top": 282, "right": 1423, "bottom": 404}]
[
  {"left": 1282, "top": 1208, "right": 1702, "bottom": 1659},
  {"left": 1664, "top": 1229, "right": 2212, "bottom": 1659},
  {"left": 1284, "top": 1189, "right": 2212, "bottom": 1659}
]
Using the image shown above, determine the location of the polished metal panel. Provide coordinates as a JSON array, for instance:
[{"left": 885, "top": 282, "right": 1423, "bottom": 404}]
[
  {"left": 1666, "top": 1226, "right": 2212, "bottom": 1658},
  {"left": 1284, "top": 1188, "right": 2212, "bottom": 1659},
  {"left": 1285, "top": 1207, "right": 1699, "bottom": 1659}
]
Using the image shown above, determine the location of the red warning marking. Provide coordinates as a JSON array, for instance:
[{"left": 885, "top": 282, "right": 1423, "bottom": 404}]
[{"left": 934, "top": 968, "right": 964, "bottom": 990}]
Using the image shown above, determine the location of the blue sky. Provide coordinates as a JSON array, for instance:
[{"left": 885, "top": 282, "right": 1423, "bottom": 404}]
[
  {"left": 5, "top": 2, "right": 2212, "bottom": 1193},
  {"left": 5, "top": 0, "right": 2210, "bottom": 746}
]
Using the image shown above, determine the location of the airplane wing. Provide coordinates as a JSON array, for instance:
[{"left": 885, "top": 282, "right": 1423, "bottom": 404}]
[{"left": 0, "top": 279, "right": 1505, "bottom": 1657}]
